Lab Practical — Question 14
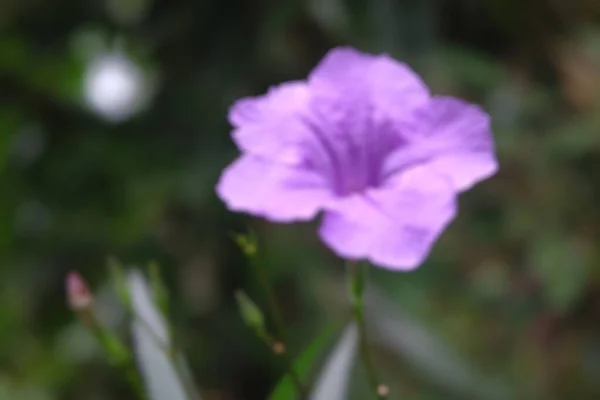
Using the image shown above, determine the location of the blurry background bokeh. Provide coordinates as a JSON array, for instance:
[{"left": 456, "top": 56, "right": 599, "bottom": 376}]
[{"left": 2, "top": 0, "right": 600, "bottom": 399}]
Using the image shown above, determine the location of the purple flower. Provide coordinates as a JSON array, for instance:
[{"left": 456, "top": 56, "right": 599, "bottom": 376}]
[{"left": 216, "top": 47, "right": 497, "bottom": 270}]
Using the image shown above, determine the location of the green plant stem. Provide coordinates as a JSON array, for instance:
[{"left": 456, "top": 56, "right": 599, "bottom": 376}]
[
  {"left": 346, "top": 261, "right": 387, "bottom": 400},
  {"left": 123, "top": 364, "right": 148, "bottom": 399},
  {"left": 85, "top": 311, "right": 148, "bottom": 400},
  {"left": 251, "top": 253, "right": 307, "bottom": 399}
]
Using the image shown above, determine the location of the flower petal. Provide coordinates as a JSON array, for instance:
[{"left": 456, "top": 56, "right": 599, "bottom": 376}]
[
  {"left": 228, "top": 82, "right": 312, "bottom": 164},
  {"left": 383, "top": 96, "right": 498, "bottom": 191},
  {"left": 299, "top": 47, "right": 431, "bottom": 194},
  {"left": 229, "top": 81, "right": 309, "bottom": 128},
  {"left": 216, "top": 155, "right": 332, "bottom": 222},
  {"left": 308, "top": 47, "right": 430, "bottom": 121},
  {"left": 318, "top": 167, "right": 456, "bottom": 270}
]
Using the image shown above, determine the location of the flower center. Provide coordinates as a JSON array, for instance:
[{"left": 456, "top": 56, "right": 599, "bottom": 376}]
[{"left": 301, "top": 113, "right": 401, "bottom": 198}]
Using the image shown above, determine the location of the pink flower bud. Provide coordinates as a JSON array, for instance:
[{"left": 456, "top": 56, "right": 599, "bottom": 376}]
[{"left": 66, "top": 271, "right": 93, "bottom": 311}]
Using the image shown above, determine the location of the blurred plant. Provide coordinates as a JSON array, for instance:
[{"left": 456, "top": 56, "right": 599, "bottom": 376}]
[
  {"left": 216, "top": 46, "right": 498, "bottom": 399},
  {"left": 234, "top": 232, "right": 307, "bottom": 398},
  {"left": 66, "top": 271, "right": 147, "bottom": 399},
  {"left": 128, "top": 268, "right": 199, "bottom": 400},
  {"left": 67, "top": 261, "right": 201, "bottom": 400},
  {"left": 19, "top": 2, "right": 600, "bottom": 398},
  {"left": 346, "top": 261, "right": 388, "bottom": 399}
]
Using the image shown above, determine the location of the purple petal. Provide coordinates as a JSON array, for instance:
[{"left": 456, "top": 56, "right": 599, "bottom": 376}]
[
  {"left": 318, "top": 167, "right": 456, "bottom": 270},
  {"left": 229, "top": 82, "right": 309, "bottom": 128},
  {"left": 216, "top": 155, "right": 333, "bottom": 222},
  {"left": 308, "top": 47, "right": 430, "bottom": 121},
  {"left": 383, "top": 96, "right": 498, "bottom": 191},
  {"left": 229, "top": 82, "right": 311, "bottom": 164},
  {"left": 299, "top": 47, "right": 431, "bottom": 194}
]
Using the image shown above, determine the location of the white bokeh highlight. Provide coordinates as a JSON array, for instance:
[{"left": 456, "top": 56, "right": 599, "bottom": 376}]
[{"left": 83, "top": 52, "right": 145, "bottom": 122}]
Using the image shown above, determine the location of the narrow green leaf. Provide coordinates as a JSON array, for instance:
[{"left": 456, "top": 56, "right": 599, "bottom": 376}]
[
  {"left": 93, "top": 327, "right": 131, "bottom": 367},
  {"left": 108, "top": 257, "right": 132, "bottom": 311},
  {"left": 268, "top": 325, "right": 335, "bottom": 400},
  {"left": 310, "top": 324, "right": 358, "bottom": 400},
  {"left": 148, "top": 261, "right": 170, "bottom": 318}
]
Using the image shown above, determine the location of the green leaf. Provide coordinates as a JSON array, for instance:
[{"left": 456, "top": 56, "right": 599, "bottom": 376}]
[
  {"left": 148, "top": 261, "right": 170, "bottom": 318},
  {"left": 268, "top": 325, "right": 335, "bottom": 400},
  {"left": 108, "top": 257, "right": 132, "bottom": 311},
  {"left": 93, "top": 326, "right": 131, "bottom": 367},
  {"left": 310, "top": 324, "right": 358, "bottom": 400},
  {"left": 234, "top": 290, "right": 266, "bottom": 337}
]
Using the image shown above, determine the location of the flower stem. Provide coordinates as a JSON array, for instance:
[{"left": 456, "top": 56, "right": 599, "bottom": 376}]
[
  {"left": 123, "top": 364, "right": 148, "bottom": 400},
  {"left": 88, "top": 313, "right": 148, "bottom": 400},
  {"left": 67, "top": 272, "right": 147, "bottom": 400},
  {"left": 346, "top": 261, "right": 388, "bottom": 399},
  {"left": 251, "top": 253, "right": 307, "bottom": 399}
]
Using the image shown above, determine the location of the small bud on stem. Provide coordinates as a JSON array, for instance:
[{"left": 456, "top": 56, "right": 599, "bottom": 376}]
[
  {"left": 234, "top": 289, "right": 266, "bottom": 334},
  {"left": 66, "top": 271, "right": 93, "bottom": 312},
  {"left": 66, "top": 271, "right": 147, "bottom": 398}
]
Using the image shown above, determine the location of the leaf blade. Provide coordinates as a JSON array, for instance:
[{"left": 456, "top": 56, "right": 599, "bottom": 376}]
[
  {"left": 310, "top": 323, "right": 358, "bottom": 400},
  {"left": 268, "top": 325, "right": 335, "bottom": 400}
]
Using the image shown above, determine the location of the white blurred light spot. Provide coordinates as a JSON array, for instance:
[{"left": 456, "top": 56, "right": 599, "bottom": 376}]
[{"left": 84, "top": 52, "right": 145, "bottom": 122}]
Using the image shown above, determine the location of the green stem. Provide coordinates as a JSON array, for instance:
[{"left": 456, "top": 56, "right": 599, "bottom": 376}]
[
  {"left": 346, "top": 261, "right": 387, "bottom": 400},
  {"left": 251, "top": 254, "right": 307, "bottom": 399},
  {"left": 86, "top": 312, "right": 147, "bottom": 400},
  {"left": 123, "top": 364, "right": 148, "bottom": 399}
]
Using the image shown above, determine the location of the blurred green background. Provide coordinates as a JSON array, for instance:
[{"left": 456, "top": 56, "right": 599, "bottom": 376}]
[{"left": 2, "top": 0, "right": 600, "bottom": 399}]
